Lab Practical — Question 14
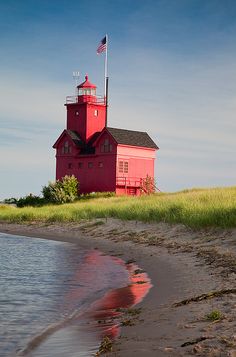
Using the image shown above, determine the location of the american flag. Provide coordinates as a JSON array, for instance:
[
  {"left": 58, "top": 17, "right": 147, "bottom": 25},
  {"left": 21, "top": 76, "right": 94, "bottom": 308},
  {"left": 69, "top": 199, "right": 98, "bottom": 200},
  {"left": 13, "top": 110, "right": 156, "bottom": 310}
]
[{"left": 97, "top": 36, "right": 107, "bottom": 54}]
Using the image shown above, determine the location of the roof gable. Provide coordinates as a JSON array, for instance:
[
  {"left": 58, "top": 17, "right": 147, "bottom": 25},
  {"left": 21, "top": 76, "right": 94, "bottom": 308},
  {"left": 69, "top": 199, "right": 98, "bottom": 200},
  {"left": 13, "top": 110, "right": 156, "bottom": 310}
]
[
  {"left": 92, "top": 127, "right": 117, "bottom": 148},
  {"left": 53, "top": 130, "right": 84, "bottom": 148},
  {"left": 106, "top": 127, "right": 159, "bottom": 149}
]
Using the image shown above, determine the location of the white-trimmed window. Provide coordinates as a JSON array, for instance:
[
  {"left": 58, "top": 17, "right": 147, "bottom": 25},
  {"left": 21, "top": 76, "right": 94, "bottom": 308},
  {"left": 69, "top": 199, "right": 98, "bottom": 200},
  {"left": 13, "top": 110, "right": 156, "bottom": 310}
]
[
  {"left": 118, "top": 161, "right": 123, "bottom": 173},
  {"left": 118, "top": 161, "right": 128, "bottom": 173},
  {"left": 124, "top": 161, "right": 128, "bottom": 173},
  {"left": 94, "top": 109, "right": 98, "bottom": 116}
]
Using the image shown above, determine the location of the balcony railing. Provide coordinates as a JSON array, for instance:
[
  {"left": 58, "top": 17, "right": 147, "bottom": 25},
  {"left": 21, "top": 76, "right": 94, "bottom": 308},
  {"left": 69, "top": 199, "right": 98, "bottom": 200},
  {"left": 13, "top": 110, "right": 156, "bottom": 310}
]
[
  {"left": 66, "top": 95, "right": 105, "bottom": 105},
  {"left": 116, "top": 176, "right": 160, "bottom": 194},
  {"left": 116, "top": 177, "right": 142, "bottom": 188}
]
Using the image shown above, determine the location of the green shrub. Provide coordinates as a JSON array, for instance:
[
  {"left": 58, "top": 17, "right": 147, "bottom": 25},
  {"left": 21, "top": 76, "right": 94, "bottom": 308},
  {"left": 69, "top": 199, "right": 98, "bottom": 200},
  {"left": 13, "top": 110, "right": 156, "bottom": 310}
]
[
  {"left": 3, "top": 197, "right": 18, "bottom": 205},
  {"left": 16, "top": 194, "right": 45, "bottom": 207},
  {"left": 42, "top": 175, "right": 79, "bottom": 204}
]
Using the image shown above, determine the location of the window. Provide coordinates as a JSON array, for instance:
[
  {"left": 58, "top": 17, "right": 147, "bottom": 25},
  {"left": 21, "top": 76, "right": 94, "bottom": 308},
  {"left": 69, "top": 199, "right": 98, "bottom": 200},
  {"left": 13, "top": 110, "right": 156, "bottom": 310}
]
[
  {"left": 78, "top": 88, "right": 92, "bottom": 96},
  {"left": 98, "top": 162, "right": 103, "bottom": 168},
  {"left": 62, "top": 141, "right": 72, "bottom": 154},
  {"left": 88, "top": 162, "right": 93, "bottom": 168},
  {"left": 101, "top": 138, "right": 112, "bottom": 153},
  {"left": 78, "top": 162, "right": 83, "bottom": 169},
  {"left": 94, "top": 109, "right": 98, "bottom": 116},
  {"left": 118, "top": 161, "right": 124, "bottom": 173},
  {"left": 68, "top": 163, "right": 72, "bottom": 169},
  {"left": 118, "top": 161, "right": 128, "bottom": 173}
]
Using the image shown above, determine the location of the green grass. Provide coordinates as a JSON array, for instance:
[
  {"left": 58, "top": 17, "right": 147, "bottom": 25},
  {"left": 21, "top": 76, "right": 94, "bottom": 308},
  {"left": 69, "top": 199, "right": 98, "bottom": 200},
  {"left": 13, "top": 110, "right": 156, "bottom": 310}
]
[
  {"left": 1, "top": 186, "right": 236, "bottom": 229},
  {"left": 206, "top": 310, "right": 223, "bottom": 321}
]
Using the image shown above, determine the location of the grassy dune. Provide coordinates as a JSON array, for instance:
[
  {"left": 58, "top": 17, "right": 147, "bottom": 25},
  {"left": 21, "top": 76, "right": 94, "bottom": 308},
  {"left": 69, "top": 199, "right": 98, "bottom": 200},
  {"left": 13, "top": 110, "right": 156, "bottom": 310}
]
[{"left": 0, "top": 186, "right": 236, "bottom": 229}]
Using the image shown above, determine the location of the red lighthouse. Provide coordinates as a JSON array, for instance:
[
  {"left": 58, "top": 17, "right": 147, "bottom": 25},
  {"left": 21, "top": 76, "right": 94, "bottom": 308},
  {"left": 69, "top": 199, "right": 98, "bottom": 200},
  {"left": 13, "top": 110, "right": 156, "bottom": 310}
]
[{"left": 53, "top": 75, "right": 159, "bottom": 195}]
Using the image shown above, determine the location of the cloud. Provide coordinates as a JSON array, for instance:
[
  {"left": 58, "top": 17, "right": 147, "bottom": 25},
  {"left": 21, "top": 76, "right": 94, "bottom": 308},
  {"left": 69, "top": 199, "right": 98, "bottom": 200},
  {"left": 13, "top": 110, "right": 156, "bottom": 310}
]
[{"left": 0, "top": 71, "right": 65, "bottom": 126}]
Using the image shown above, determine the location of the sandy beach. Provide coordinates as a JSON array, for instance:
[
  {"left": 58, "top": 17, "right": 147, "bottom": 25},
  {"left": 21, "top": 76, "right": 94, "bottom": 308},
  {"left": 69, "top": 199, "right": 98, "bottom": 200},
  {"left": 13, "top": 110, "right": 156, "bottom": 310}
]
[{"left": 0, "top": 219, "right": 235, "bottom": 357}]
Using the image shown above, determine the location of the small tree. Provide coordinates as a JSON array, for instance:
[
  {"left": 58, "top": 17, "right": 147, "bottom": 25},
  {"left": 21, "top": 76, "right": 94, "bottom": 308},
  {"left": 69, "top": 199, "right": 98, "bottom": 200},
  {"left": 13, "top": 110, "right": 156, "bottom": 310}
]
[
  {"left": 42, "top": 175, "right": 79, "bottom": 204},
  {"left": 140, "top": 175, "right": 156, "bottom": 195}
]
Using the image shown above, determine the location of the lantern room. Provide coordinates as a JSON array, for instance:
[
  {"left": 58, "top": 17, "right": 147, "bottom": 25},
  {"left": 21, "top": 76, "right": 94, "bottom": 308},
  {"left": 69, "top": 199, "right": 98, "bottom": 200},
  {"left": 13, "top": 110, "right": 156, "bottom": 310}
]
[{"left": 77, "top": 75, "right": 97, "bottom": 103}]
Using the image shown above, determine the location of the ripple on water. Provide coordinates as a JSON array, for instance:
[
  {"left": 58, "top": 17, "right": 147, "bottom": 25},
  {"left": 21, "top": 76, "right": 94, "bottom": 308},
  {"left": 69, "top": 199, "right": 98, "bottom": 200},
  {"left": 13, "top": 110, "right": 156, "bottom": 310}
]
[{"left": 0, "top": 233, "right": 152, "bottom": 357}]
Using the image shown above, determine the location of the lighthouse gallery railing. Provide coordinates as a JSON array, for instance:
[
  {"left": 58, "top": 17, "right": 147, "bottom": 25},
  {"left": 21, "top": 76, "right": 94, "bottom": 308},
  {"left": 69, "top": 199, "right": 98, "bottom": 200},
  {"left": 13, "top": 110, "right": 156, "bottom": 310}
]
[{"left": 66, "top": 95, "right": 105, "bottom": 104}]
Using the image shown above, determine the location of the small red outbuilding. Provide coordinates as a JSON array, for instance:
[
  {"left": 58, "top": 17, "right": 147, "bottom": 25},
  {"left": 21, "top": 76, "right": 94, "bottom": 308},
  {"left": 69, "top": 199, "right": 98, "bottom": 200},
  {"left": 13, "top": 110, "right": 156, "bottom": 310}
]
[{"left": 53, "top": 75, "right": 159, "bottom": 195}]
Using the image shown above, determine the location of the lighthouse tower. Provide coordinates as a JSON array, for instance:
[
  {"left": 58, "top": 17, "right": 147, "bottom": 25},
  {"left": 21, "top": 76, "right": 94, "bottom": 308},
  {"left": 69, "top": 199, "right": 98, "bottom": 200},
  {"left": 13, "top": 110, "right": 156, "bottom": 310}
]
[
  {"left": 66, "top": 75, "right": 106, "bottom": 142},
  {"left": 53, "top": 74, "right": 108, "bottom": 186},
  {"left": 53, "top": 75, "right": 158, "bottom": 195}
]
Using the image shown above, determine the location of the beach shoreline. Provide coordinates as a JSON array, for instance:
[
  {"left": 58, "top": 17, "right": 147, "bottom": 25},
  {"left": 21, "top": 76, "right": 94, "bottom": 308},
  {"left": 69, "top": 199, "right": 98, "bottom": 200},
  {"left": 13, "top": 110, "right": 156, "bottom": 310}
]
[{"left": 0, "top": 219, "right": 235, "bottom": 356}]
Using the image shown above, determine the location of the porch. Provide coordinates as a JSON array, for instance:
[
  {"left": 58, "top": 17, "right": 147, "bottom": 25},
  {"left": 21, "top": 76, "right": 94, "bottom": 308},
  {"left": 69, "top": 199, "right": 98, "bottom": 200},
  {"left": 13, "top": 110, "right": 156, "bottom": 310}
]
[{"left": 116, "top": 176, "right": 157, "bottom": 195}]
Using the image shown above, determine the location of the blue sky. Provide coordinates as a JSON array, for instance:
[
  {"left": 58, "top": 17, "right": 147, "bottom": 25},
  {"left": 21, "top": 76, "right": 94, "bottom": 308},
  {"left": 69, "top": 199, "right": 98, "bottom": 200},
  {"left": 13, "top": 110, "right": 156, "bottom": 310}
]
[{"left": 0, "top": 0, "right": 236, "bottom": 199}]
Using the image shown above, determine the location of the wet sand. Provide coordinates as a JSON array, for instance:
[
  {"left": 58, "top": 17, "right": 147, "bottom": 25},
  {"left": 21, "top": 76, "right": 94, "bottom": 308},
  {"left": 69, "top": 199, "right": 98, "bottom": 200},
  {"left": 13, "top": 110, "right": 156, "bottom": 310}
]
[{"left": 0, "top": 219, "right": 235, "bottom": 357}]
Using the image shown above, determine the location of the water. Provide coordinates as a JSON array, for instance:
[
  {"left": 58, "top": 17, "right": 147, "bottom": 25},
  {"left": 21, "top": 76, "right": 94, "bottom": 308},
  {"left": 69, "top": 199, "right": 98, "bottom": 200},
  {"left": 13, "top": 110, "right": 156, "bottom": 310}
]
[{"left": 0, "top": 233, "right": 151, "bottom": 357}]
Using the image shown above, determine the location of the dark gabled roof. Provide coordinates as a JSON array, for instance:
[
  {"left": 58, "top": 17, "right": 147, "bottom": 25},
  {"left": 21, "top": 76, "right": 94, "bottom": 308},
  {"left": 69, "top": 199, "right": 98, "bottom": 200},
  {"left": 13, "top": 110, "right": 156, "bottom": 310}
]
[
  {"left": 54, "top": 127, "right": 158, "bottom": 152},
  {"left": 53, "top": 129, "right": 84, "bottom": 148},
  {"left": 78, "top": 131, "right": 100, "bottom": 155},
  {"left": 87, "top": 131, "right": 101, "bottom": 146},
  {"left": 66, "top": 130, "right": 84, "bottom": 147},
  {"left": 106, "top": 127, "right": 158, "bottom": 149}
]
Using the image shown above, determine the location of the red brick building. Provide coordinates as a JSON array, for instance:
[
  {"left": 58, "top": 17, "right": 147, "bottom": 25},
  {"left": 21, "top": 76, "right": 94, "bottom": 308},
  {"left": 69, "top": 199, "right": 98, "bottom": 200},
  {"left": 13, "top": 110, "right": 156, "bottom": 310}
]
[{"left": 53, "top": 75, "right": 158, "bottom": 195}]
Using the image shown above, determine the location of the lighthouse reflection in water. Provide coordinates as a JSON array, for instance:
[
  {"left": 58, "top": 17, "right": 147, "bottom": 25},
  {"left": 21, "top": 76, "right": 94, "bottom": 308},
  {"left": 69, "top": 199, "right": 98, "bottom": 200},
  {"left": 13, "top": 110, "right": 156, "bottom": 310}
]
[
  {"left": 29, "top": 251, "right": 152, "bottom": 357},
  {"left": 0, "top": 234, "right": 151, "bottom": 357}
]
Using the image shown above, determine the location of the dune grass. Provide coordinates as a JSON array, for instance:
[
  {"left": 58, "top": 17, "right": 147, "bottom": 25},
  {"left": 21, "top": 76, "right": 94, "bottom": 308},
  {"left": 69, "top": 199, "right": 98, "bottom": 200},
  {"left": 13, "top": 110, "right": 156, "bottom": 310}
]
[{"left": 0, "top": 186, "right": 236, "bottom": 229}]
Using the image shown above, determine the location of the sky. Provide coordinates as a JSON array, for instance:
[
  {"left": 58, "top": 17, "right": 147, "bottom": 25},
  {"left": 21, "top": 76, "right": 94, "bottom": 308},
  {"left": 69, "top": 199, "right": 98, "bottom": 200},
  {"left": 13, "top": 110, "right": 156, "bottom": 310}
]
[{"left": 0, "top": 0, "right": 236, "bottom": 199}]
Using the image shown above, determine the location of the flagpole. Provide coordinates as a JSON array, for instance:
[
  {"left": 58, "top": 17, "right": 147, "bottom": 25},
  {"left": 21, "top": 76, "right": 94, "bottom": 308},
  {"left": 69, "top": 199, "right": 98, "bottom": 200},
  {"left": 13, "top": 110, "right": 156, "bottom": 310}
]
[{"left": 104, "top": 34, "right": 108, "bottom": 127}]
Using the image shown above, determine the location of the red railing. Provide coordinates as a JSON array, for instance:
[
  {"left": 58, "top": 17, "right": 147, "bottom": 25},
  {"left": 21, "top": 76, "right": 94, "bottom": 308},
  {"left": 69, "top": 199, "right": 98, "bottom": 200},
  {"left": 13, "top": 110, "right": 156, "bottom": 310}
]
[
  {"left": 116, "top": 176, "right": 160, "bottom": 194},
  {"left": 66, "top": 95, "right": 105, "bottom": 104},
  {"left": 116, "top": 177, "right": 142, "bottom": 188}
]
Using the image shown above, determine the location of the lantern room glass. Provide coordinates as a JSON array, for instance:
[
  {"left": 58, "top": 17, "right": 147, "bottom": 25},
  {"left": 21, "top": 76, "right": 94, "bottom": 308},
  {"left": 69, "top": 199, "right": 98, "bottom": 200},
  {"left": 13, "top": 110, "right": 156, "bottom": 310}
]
[{"left": 78, "top": 88, "right": 96, "bottom": 96}]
